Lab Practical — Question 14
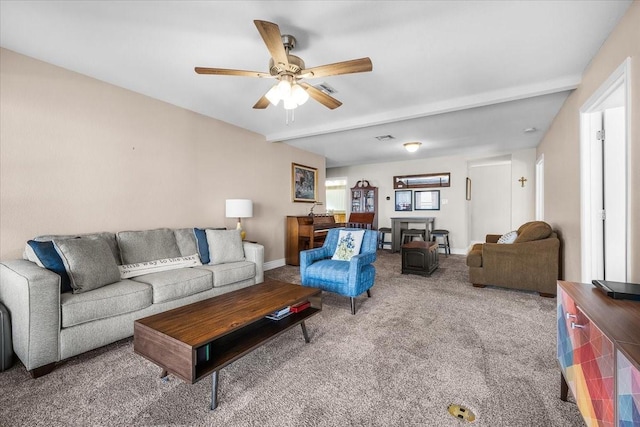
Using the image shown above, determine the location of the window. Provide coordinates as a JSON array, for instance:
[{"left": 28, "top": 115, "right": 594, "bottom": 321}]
[{"left": 325, "top": 179, "right": 347, "bottom": 214}]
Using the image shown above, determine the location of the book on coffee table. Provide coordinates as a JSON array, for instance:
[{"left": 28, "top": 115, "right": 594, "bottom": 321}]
[
  {"left": 290, "top": 301, "right": 311, "bottom": 313},
  {"left": 265, "top": 306, "right": 291, "bottom": 320}
]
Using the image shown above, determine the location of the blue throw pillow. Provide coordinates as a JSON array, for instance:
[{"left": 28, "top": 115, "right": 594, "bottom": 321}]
[
  {"left": 194, "top": 228, "right": 210, "bottom": 264},
  {"left": 27, "top": 240, "right": 73, "bottom": 293}
]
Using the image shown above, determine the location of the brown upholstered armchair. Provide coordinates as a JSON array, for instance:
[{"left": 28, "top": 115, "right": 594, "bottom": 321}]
[{"left": 466, "top": 221, "right": 560, "bottom": 297}]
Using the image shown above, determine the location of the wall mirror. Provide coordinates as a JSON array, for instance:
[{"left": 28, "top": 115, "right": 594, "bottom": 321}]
[{"left": 393, "top": 172, "right": 450, "bottom": 189}]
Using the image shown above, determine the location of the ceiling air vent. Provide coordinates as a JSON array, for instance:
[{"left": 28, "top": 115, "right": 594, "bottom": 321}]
[
  {"left": 375, "top": 135, "right": 395, "bottom": 141},
  {"left": 314, "top": 82, "right": 337, "bottom": 95}
]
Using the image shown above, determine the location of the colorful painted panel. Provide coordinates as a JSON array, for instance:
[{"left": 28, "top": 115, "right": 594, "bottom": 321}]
[
  {"left": 557, "top": 287, "right": 615, "bottom": 426},
  {"left": 558, "top": 287, "right": 578, "bottom": 372},
  {"left": 617, "top": 351, "right": 640, "bottom": 427}
]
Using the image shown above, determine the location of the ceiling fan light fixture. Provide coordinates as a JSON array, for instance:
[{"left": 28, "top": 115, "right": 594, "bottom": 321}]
[
  {"left": 277, "top": 76, "right": 293, "bottom": 98},
  {"left": 265, "top": 85, "right": 281, "bottom": 106},
  {"left": 283, "top": 98, "right": 298, "bottom": 110},
  {"left": 291, "top": 84, "right": 309, "bottom": 105},
  {"left": 404, "top": 142, "right": 422, "bottom": 153}
]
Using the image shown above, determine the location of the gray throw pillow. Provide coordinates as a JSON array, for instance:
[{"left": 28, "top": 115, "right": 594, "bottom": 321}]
[
  {"left": 173, "top": 228, "right": 198, "bottom": 257},
  {"left": 117, "top": 228, "right": 181, "bottom": 264},
  {"left": 54, "top": 238, "right": 121, "bottom": 293},
  {"left": 205, "top": 229, "right": 245, "bottom": 265}
]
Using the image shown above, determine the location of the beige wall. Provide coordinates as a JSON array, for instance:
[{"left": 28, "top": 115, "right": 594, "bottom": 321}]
[
  {"left": 329, "top": 155, "right": 470, "bottom": 254},
  {"left": 329, "top": 149, "right": 536, "bottom": 254},
  {"left": 0, "top": 48, "right": 325, "bottom": 263},
  {"left": 537, "top": 1, "right": 640, "bottom": 282}
]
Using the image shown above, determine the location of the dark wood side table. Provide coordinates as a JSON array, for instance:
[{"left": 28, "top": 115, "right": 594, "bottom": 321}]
[{"left": 401, "top": 241, "right": 439, "bottom": 276}]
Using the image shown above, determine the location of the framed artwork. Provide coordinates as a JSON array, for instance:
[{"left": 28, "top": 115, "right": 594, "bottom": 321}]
[
  {"left": 414, "top": 190, "right": 440, "bottom": 210},
  {"left": 393, "top": 172, "right": 450, "bottom": 189},
  {"left": 395, "top": 190, "right": 412, "bottom": 211},
  {"left": 292, "top": 163, "right": 317, "bottom": 202},
  {"left": 466, "top": 177, "right": 472, "bottom": 200}
]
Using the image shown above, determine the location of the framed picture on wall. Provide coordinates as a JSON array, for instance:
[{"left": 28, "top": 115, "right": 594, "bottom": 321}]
[
  {"left": 291, "top": 163, "right": 317, "bottom": 202},
  {"left": 395, "top": 190, "right": 412, "bottom": 211},
  {"left": 414, "top": 190, "right": 440, "bottom": 210}
]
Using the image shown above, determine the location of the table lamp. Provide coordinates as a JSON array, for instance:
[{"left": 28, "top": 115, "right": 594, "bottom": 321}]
[{"left": 225, "top": 199, "right": 253, "bottom": 240}]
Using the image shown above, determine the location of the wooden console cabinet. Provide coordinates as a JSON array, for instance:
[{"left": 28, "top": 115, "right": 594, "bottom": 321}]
[{"left": 557, "top": 281, "right": 640, "bottom": 426}]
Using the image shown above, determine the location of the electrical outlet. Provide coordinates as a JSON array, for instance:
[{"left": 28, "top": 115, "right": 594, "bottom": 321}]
[{"left": 441, "top": 199, "right": 448, "bottom": 205}]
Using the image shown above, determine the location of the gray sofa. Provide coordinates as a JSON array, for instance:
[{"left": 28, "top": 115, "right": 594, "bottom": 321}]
[{"left": 0, "top": 227, "right": 264, "bottom": 377}]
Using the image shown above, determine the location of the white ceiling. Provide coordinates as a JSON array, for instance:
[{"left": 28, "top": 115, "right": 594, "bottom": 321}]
[{"left": 0, "top": 1, "right": 632, "bottom": 168}]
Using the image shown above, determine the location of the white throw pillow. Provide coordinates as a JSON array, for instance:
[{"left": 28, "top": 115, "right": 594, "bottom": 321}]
[
  {"left": 497, "top": 231, "right": 518, "bottom": 244},
  {"left": 118, "top": 254, "right": 202, "bottom": 279},
  {"left": 332, "top": 230, "right": 366, "bottom": 261},
  {"left": 206, "top": 229, "right": 245, "bottom": 265}
]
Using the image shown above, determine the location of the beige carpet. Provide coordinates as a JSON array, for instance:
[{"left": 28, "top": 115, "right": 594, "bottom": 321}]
[{"left": 0, "top": 252, "right": 584, "bottom": 426}]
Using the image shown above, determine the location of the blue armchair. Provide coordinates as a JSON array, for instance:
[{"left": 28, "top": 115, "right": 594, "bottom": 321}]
[{"left": 300, "top": 228, "right": 377, "bottom": 314}]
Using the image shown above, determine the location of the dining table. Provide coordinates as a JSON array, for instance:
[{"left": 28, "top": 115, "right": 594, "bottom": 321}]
[{"left": 390, "top": 216, "right": 436, "bottom": 253}]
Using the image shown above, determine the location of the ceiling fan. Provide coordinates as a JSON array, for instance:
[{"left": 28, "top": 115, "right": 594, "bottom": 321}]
[{"left": 195, "top": 20, "right": 373, "bottom": 110}]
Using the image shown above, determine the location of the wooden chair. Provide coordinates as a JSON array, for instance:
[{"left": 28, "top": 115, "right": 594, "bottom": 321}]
[{"left": 346, "top": 212, "right": 375, "bottom": 230}]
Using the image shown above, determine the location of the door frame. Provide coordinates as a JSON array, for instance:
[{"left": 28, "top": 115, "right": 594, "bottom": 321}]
[
  {"left": 579, "top": 58, "right": 631, "bottom": 283},
  {"left": 535, "top": 154, "right": 544, "bottom": 221}
]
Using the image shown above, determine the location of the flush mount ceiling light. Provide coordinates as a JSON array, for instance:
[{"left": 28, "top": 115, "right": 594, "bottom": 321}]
[{"left": 403, "top": 142, "right": 422, "bottom": 152}]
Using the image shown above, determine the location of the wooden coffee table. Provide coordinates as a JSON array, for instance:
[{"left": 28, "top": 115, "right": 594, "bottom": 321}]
[{"left": 133, "top": 280, "right": 322, "bottom": 410}]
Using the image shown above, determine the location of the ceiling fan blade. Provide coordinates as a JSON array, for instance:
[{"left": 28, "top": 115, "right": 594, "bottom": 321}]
[
  {"left": 299, "top": 82, "right": 342, "bottom": 109},
  {"left": 300, "top": 57, "right": 372, "bottom": 78},
  {"left": 253, "top": 94, "right": 270, "bottom": 109},
  {"left": 254, "top": 20, "right": 289, "bottom": 68},
  {"left": 194, "top": 67, "right": 271, "bottom": 78}
]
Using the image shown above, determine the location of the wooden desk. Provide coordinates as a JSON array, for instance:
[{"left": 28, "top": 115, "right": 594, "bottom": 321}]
[{"left": 390, "top": 217, "right": 435, "bottom": 253}]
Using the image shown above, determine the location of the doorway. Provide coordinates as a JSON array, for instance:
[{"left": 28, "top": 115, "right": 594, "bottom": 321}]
[
  {"left": 468, "top": 159, "right": 512, "bottom": 244},
  {"left": 535, "top": 154, "right": 544, "bottom": 221},
  {"left": 579, "top": 58, "right": 630, "bottom": 283}
]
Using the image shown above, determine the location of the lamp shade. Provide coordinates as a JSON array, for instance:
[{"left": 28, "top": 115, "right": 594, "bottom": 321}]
[{"left": 225, "top": 199, "right": 253, "bottom": 218}]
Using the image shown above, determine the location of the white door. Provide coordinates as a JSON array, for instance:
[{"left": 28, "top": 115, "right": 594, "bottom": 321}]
[
  {"left": 602, "top": 106, "right": 626, "bottom": 281},
  {"left": 580, "top": 60, "right": 628, "bottom": 283},
  {"left": 469, "top": 162, "right": 512, "bottom": 243}
]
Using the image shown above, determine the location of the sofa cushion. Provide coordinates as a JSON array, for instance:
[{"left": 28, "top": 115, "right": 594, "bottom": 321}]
[
  {"left": 119, "top": 254, "right": 201, "bottom": 279},
  {"left": 131, "top": 268, "right": 212, "bottom": 303},
  {"left": 54, "top": 238, "right": 121, "bottom": 294},
  {"left": 466, "top": 243, "right": 483, "bottom": 267},
  {"left": 514, "top": 222, "right": 552, "bottom": 243},
  {"left": 206, "top": 229, "right": 245, "bottom": 265},
  {"left": 25, "top": 240, "right": 73, "bottom": 293},
  {"left": 174, "top": 228, "right": 199, "bottom": 257},
  {"left": 60, "top": 280, "right": 152, "bottom": 328},
  {"left": 117, "top": 228, "right": 181, "bottom": 264},
  {"left": 305, "top": 259, "right": 350, "bottom": 284},
  {"left": 196, "top": 261, "right": 256, "bottom": 287}
]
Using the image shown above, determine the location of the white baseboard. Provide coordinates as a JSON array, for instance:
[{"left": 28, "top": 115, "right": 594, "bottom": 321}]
[{"left": 264, "top": 258, "right": 286, "bottom": 271}]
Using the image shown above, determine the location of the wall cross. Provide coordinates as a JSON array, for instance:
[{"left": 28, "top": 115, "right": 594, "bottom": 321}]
[{"left": 518, "top": 176, "right": 527, "bottom": 187}]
